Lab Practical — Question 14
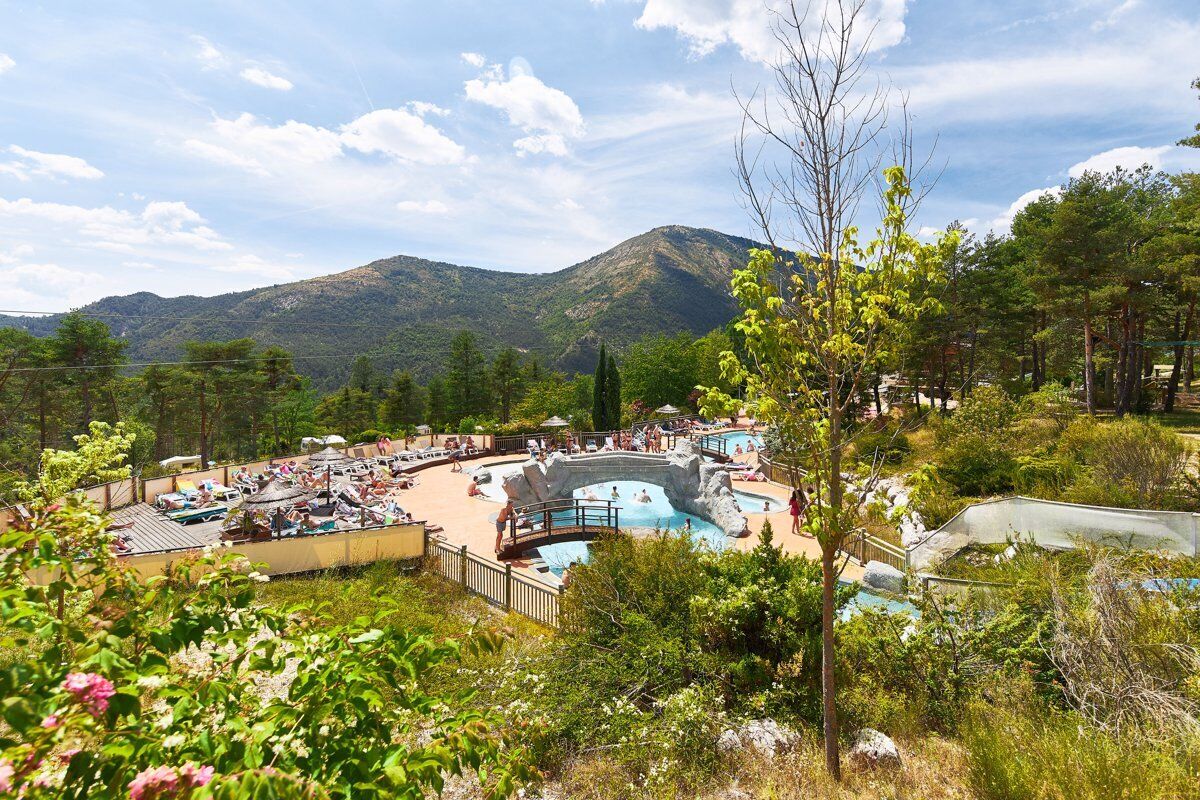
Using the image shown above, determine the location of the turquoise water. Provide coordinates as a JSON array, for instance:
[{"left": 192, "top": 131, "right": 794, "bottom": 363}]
[
  {"left": 840, "top": 585, "right": 920, "bottom": 619},
  {"left": 714, "top": 430, "right": 764, "bottom": 454}
]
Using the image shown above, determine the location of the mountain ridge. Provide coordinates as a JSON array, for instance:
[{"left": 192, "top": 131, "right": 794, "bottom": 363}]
[{"left": 3, "top": 225, "right": 760, "bottom": 387}]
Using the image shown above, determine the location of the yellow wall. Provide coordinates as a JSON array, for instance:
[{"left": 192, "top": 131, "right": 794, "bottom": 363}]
[{"left": 117, "top": 522, "right": 427, "bottom": 580}]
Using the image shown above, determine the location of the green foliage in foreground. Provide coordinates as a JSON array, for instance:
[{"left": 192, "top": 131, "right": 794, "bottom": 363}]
[{"left": 0, "top": 501, "right": 537, "bottom": 799}]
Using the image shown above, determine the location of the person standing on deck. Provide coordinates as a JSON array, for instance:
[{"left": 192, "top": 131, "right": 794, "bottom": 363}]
[{"left": 495, "top": 499, "right": 514, "bottom": 554}]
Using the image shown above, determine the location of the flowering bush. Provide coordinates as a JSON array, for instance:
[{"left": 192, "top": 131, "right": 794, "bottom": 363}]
[{"left": 0, "top": 496, "right": 537, "bottom": 798}]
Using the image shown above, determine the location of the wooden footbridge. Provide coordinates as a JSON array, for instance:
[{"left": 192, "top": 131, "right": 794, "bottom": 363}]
[{"left": 497, "top": 498, "right": 621, "bottom": 559}]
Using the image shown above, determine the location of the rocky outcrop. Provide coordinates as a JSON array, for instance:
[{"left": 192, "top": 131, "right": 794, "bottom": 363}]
[
  {"left": 848, "top": 728, "right": 902, "bottom": 770},
  {"left": 499, "top": 441, "right": 748, "bottom": 536},
  {"left": 716, "top": 719, "right": 800, "bottom": 757},
  {"left": 863, "top": 560, "right": 905, "bottom": 594}
]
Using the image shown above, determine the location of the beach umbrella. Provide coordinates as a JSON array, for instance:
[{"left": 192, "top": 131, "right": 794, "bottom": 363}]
[
  {"left": 238, "top": 479, "right": 313, "bottom": 511},
  {"left": 321, "top": 434, "right": 347, "bottom": 445},
  {"left": 654, "top": 404, "right": 681, "bottom": 415},
  {"left": 540, "top": 416, "right": 569, "bottom": 427},
  {"left": 307, "top": 446, "right": 350, "bottom": 466}
]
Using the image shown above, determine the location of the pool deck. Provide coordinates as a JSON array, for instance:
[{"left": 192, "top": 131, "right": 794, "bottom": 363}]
[{"left": 398, "top": 450, "right": 864, "bottom": 584}]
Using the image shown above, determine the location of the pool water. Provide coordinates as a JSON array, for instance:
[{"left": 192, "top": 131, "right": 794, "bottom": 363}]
[{"left": 714, "top": 430, "right": 764, "bottom": 454}]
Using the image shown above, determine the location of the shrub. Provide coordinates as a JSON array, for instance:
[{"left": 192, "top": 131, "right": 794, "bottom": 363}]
[
  {"left": 907, "top": 464, "right": 969, "bottom": 528},
  {"left": 1059, "top": 417, "right": 1189, "bottom": 509},
  {"left": 0, "top": 497, "right": 538, "bottom": 798},
  {"left": 963, "top": 688, "right": 1200, "bottom": 800},
  {"left": 937, "top": 434, "right": 1016, "bottom": 497},
  {"left": 352, "top": 428, "right": 388, "bottom": 444},
  {"left": 852, "top": 425, "right": 912, "bottom": 466},
  {"left": 938, "top": 386, "right": 1017, "bottom": 446}
]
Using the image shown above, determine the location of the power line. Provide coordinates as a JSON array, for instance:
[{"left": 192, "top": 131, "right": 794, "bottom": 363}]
[
  {"left": 2, "top": 352, "right": 392, "bottom": 374},
  {"left": 0, "top": 309, "right": 410, "bottom": 332}
]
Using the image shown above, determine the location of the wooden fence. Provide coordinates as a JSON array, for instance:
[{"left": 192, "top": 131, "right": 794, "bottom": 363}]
[
  {"left": 425, "top": 538, "right": 562, "bottom": 628},
  {"left": 841, "top": 530, "right": 908, "bottom": 572}
]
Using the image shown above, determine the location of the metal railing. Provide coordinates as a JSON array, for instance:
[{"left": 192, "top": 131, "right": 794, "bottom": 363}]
[
  {"left": 696, "top": 434, "right": 730, "bottom": 459},
  {"left": 425, "top": 539, "right": 562, "bottom": 627}
]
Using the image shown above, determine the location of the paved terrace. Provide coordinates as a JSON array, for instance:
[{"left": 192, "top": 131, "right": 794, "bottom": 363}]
[{"left": 398, "top": 448, "right": 864, "bottom": 584}]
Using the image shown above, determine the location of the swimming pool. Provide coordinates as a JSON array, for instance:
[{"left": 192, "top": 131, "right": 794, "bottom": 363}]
[{"left": 713, "top": 430, "right": 764, "bottom": 454}]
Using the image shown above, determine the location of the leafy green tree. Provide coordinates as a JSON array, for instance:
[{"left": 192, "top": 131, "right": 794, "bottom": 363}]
[
  {"left": 379, "top": 369, "right": 425, "bottom": 430},
  {"left": 700, "top": 169, "right": 950, "bottom": 777},
  {"left": 315, "top": 386, "right": 376, "bottom": 438},
  {"left": 605, "top": 352, "right": 621, "bottom": 428},
  {"left": 592, "top": 343, "right": 609, "bottom": 430},
  {"left": 47, "top": 314, "right": 126, "bottom": 433},
  {"left": 17, "top": 420, "right": 135, "bottom": 505},
  {"left": 444, "top": 331, "right": 489, "bottom": 424},
  {"left": 491, "top": 348, "right": 524, "bottom": 424},
  {"left": 426, "top": 374, "right": 448, "bottom": 429},
  {"left": 621, "top": 333, "right": 700, "bottom": 409}
]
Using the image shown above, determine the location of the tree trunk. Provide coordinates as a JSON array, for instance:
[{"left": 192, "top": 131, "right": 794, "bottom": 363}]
[
  {"left": 1166, "top": 301, "right": 1196, "bottom": 412},
  {"left": 1083, "top": 298, "right": 1097, "bottom": 414},
  {"left": 198, "top": 380, "right": 209, "bottom": 467},
  {"left": 821, "top": 544, "right": 840, "bottom": 780},
  {"left": 872, "top": 374, "right": 882, "bottom": 416}
]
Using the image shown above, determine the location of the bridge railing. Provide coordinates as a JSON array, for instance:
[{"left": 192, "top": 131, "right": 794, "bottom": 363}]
[
  {"left": 425, "top": 538, "right": 562, "bottom": 627},
  {"left": 696, "top": 434, "right": 730, "bottom": 459}
]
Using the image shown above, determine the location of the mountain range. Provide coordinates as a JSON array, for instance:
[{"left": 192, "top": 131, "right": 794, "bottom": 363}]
[{"left": 3, "top": 225, "right": 759, "bottom": 387}]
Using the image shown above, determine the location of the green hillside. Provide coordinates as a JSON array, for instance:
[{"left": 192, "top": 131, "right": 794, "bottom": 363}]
[{"left": 2, "top": 225, "right": 758, "bottom": 387}]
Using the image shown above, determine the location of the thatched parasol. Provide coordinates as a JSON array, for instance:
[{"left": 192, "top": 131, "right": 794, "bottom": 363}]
[
  {"left": 540, "top": 416, "right": 569, "bottom": 427},
  {"left": 238, "top": 479, "right": 313, "bottom": 511},
  {"left": 306, "top": 446, "right": 350, "bottom": 467},
  {"left": 654, "top": 404, "right": 681, "bottom": 415}
]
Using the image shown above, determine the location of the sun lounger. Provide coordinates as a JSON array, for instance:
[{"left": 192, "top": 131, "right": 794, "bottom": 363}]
[
  {"left": 166, "top": 503, "right": 228, "bottom": 524},
  {"left": 603, "top": 437, "right": 615, "bottom": 451}
]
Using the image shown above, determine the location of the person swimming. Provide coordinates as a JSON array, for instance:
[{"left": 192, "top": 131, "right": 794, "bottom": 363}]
[
  {"left": 635, "top": 489, "right": 652, "bottom": 503},
  {"left": 582, "top": 487, "right": 600, "bottom": 501},
  {"left": 610, "top": 486, "right": 620, "bottom": 499}
]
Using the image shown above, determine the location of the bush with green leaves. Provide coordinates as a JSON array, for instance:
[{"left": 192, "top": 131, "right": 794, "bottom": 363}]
[
  {"left": 542, "top": 524, "right": 842, "bottom": 779},
  {"left": 1057, "top": 416, "right": 1190, "bottom": 510},
  {"left": 0, "top": 497, "right": 538, "bottom": 799},
  {"left": 851, "top": 425, "right": 912, "bottom": 466}
]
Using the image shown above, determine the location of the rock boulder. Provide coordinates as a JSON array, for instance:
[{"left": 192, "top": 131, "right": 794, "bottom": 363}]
[{"left": 848, "top": 728, "right": 902, "bottom": 770}]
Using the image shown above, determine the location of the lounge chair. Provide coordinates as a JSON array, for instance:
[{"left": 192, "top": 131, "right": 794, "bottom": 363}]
[
  {"left": 585, "top": 440, "right": 598, "bottom": 453},
  {"left": 603, "top": 437, "right": 615, "bottom": 451},
  {"left": 167, "top": 503, "right": 228, "bottom": 524}
]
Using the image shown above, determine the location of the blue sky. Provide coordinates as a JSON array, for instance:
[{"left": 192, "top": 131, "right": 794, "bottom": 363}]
[{"left": 1, "top": 0, "right": 1199, "bottom": 311}]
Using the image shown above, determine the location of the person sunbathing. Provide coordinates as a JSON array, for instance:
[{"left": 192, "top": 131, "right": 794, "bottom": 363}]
[
  {"left": 299, "top": 512, "right": 320, "bottom": 531},
  {"left": 195, "top": 489, "right": 216, "bottom": 508},
  {"left": 467, "top": 479, "right": 483, "bottom": 497}
]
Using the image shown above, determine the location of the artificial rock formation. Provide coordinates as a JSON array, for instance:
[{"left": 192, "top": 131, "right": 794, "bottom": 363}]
[{"left": 500, "top": 440, "right": 749, "bottom": 537}]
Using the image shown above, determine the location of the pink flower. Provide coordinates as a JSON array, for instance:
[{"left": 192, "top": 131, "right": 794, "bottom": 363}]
[
  {"left": 0, "top": 759, "right": 13, "bottom": 793},
  {"left": 57, "top": 749, "right": 81, "bottom": 764},
  {"left": 127, "top": 766, "right": 180, "bottom": 800},
  {"left": 62, "top": 672, "right": 115, "bottom": 717},
  {"left": 179, "top": 763, "right": 215, "bottom": 787},
  {"left": 40, "top": 715, "right": 59, "bottom": 729}
]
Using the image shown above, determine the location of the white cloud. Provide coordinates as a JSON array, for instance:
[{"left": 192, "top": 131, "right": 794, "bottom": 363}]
[
  {"left": 212, "top": 254, "right": 295, "bottom": 282},
  {"left": 340, "top": 108, "right": 466, "bottom": 165},
  {"left": 396, "top": 199, "right": 450, "bottom": 214},
  {"left": 0, "top": 261, "right": 106, "bottom": 307},
  {"left": 0, "top": 54, "right": 14, "bottom": 75},
  {"left": 407, "top": 101, "right": 450, "bottom": 117},
  {"left": 0, "top": 196, "right": 231, "bottom": 252},
  {"left": 1067, "top": 145, "right": 1170, "bottom": 177},
  {"left": 191, "top": 35, "right": 225, "bottom": 70},
  {"left": 182, "top": 138, "right": 269, "bottom": 176},
  {"left": 465, "top": 62, "right": 584, "bottom": 155},
  {"left": 460, "top": 52, "right": 486, "bottom": 68},
  {"left": 239, "top": 66, "right": 293, "bottom": 91},
  {"left": 633, "top": 0, "right": 908, "bottom": 63},
  {"left": 1093, "top": 0, "right": 1139, "bottom": 31},
  {"left": 209, "top": 113, "right": 344, "bottom": 165},
  {"left": 0, "top": 145, "right": 104, "bottom": 182},
  {"left": 514, "top": 134, "right": 569, "bottom": 157}
]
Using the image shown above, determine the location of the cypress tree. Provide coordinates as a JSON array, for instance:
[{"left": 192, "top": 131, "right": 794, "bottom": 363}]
[
  {"left": 592, "top": 343, "right": 608, "bottom": 430},
  {"left": 605, "top": 352, "right": 622, "bottom": 429}
]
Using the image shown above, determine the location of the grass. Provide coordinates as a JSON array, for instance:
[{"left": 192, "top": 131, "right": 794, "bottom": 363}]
[{"left": 254, "top": 560, "right": 493, "bottom": 633}]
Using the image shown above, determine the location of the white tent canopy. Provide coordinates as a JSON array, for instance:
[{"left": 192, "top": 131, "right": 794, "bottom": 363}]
[
  {"left": 301, "top": 435, "right": 347, "bottom": 448},
  {"left": 159, "top": 455, "right": 201, "bottom": 470}
]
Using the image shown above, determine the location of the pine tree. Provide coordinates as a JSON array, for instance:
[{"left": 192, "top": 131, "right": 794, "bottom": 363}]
[
  {"left": 592, "top": 343, "right": 608, "bottom": 431},
  {"left": 605, "top": 353, "right": 622, "bottom": 429}
]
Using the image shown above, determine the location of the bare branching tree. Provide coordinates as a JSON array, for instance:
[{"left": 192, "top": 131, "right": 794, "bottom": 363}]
[{"left": 715, "top": 0, "right": 947, "bottom": 779}]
